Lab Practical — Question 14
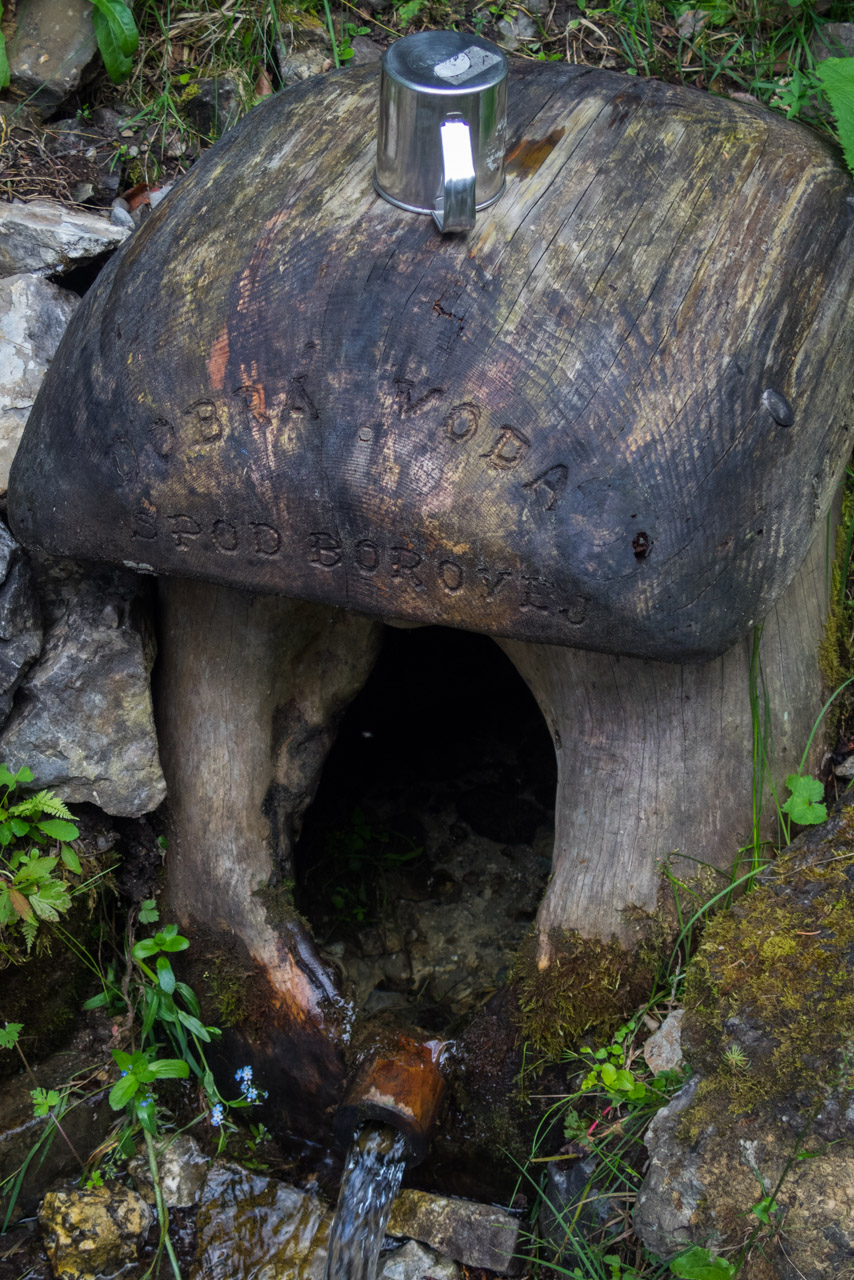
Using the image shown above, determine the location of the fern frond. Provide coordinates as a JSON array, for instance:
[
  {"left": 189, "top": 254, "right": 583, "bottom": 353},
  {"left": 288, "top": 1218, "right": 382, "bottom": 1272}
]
[{"left": 9, "top": 791, "right": 74, "bottom": 820}]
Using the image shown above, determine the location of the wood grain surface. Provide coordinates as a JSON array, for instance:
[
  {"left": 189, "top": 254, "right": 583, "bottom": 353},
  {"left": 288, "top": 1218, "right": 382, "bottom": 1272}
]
[{"left": 9, "top": 62, "right": 854, "bottom": 661}]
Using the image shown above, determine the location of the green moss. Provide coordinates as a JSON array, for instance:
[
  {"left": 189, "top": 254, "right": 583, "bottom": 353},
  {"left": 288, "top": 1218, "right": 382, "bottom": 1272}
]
[
  {"left": 511, "top": 928, "right": 656, "bottom": 1058},
  {"left": 681, "top": 848, "right": 854, "bottom": 1135},
  {"left": 818, "top": 477, "right": 854, "bottom": 696}
]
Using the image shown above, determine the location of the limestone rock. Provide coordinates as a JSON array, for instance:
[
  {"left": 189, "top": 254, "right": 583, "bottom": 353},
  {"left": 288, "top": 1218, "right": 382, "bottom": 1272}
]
[
  {"left": 38, "top": 1182, "right": 153, "bottom": 1279},
  {"left": 0, "top": 201, "right": 131, "bottom": 278},
  {"left": 193, "top": 1161, "right": 330, "bottom": 1279},
  {"left": 7, "top": 0, "right": 99, "bottom": 112},
  {"left": 0, "top": 560, "right": 165, "bottom": 817},
  {"left": 811, "top": 22, "right": 854, "bottom": 60},
  {"left": 496, "top": 12, "right": 538, "bottom": 50},
  {"left": 129, "top": 1133, "right": 209, "bottom": 1208},
  {"left": 0, "top": 520, "right": 42, "bottom": 723},
  {"left": 0, "top": 274, "right": 79, "bottom": 492},
  {"left": 635, "top": 816, "right": 854, "bottom": 1278},
  {"left": 387, "top": 1189, "right": 522, "bottom": 1274},
  {"left": 643, "top": 1008, "right": 686, "bottom": 1076},
  {"left": 379, "top": 1240, "right": 462, "bottom": 1279}
]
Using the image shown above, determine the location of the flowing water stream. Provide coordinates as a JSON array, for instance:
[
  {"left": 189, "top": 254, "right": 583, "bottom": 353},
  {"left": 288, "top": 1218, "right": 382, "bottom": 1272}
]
[{"left": 324, "top": 1123, "right": 408, "bottom": 1280}]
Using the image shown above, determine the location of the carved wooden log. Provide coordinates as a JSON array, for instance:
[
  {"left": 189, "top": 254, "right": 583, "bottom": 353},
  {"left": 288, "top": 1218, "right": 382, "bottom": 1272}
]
[{"left": 7, "top": 63, "right": 854, "bottom": 1031}]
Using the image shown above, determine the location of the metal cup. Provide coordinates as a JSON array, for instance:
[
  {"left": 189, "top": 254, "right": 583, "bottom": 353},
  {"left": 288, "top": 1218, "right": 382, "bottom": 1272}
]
[{"left": 374, "top": 31, "right": 508, "bottom": 234}]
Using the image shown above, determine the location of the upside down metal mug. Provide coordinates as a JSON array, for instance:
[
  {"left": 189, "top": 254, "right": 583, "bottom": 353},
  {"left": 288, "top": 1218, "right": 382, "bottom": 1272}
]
[{"left": 374, "top": 30, "right": 508, "bottom": 234}]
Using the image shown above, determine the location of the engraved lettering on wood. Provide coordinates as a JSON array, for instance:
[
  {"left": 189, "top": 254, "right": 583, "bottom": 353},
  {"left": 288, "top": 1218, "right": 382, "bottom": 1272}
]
[
  {"left": 395, "top": 379, "right": 445, "bottom": 417},
  {"left": 308, "top": 532, "right": 342, "bottom": 568},
  {"left": 479, "top": 567, "right": 512, "bottom": 600},
  {"left": 211, "top": 519, "right": 239, "bottom": 553},
  {"left": 234, "top": 385, "right": 271, "bottom": 428},
  {"left": 481, "top": 426, "right": 530, "bottom": 470},
  {"left": 444, "top": 403, "right": 480, "bottom": 443},
  {"left": 520, "top": 575, "right": 556, "bottom": 611},
  {"left": 251, "top": 523, "right": 281, "bottom": 556},
  {"left": 169, "top": 514, "right": 201, "bottom": 550},
  {"left": 524, "top": 464, "right": 569, "bottom": 511},
  {"left": 288, "top": 376, "right": 319, "bottom": 420},
  {"left": 390, "top": 546, "right": 424, "bottom": 590},
  {"left": 184, "top": 399, "right": 222, "bottom": 442},
  {"left": 356, "top": 539, "right": 380, "bottom": 573}
]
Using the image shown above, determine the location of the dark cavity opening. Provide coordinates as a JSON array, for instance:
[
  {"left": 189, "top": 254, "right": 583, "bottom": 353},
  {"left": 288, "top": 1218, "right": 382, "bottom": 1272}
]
[{"left": 293, "top": 626, "right": 556, "bottom": 1037}]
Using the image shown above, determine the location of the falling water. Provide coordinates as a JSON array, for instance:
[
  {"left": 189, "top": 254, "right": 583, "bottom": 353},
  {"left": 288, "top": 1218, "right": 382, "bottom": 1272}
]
[{"left": 324, "top": 1123, "right": 408, "bottom": 1280}]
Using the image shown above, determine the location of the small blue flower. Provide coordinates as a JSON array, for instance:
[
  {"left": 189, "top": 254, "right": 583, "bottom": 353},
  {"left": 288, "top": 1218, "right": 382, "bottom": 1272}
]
[
  {"left": 245, "top": 1085, "right": 258, "bottom": 1103},
  {"left": 235, "top": 1065, "right": 253, "bottom": 1085},
  {"left": 210, "top": 1103, "right": 225, "bottom": 1127}
]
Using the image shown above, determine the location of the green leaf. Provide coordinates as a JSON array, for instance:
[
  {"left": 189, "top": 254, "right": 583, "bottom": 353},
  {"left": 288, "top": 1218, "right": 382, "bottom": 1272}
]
[
  {"left": 156, "top": 956, "right": 176, "bottom": 994},
  {"left": 139, "top": 898, "right": 159, "bottom": 924},
  {"left": 109, "top": 1073, "right": 140, "bottom": 1110},
  {"left": 91, "top": 6, "right": 134, "bottom": 83},
  {"left": 89, "top": 0, "right": 139, "bottom": 55},
  {"left": 174, "top": 982, "right": 200, "bottom": 1015},
  {"left": 0, "top": 1022, "right": 23, "bottom": 1050},
  {"left": 157, "top": 933, "right": 190, "bottom": 953},
  {"left": 112, "top": 1049, "right": 135, "bottom": 1071},
  {"left": 600, "top": 1062, "right": 617, "bottom": 1086},
  {"left": 670, "top": 1246, "right": 736, "bottom": 1279},
  {"left": 816, "top": 57, "right": 854, "bottom": 180},
  {"left": 176, "top": 1010, "right": 211, "bottom": 1041},
  {"left": 133, "top": 937, "right": 161, "bottom": 959},
  {"left": 37, "top": 819, "right": 79, "bottom": 841},
  {"left": 82, "top": 992, "right": 110, "bottom": 1010},
  {"left": 31, "top": 1087, "right": 60, "bottom": 1117},
  {"left": 782, "top": 773, "right": 827, "bottom": 825},
  {"left": 9, "top": 819, "right": 30, "bottom": 837},
  {"left": 59, "top": 844, "right": 82, "bottom": 874},
  {"left": 146, "top": 1058, "right": 190, "bottom": 1079},
  {"left": 15, "top": 855, "right": 59, "bottom": 883}
]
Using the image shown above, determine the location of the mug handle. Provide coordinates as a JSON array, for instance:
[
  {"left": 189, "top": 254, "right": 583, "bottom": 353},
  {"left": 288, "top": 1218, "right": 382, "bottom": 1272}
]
[{"left": 433, "top": 114, "right": 476, "bottom": 234}]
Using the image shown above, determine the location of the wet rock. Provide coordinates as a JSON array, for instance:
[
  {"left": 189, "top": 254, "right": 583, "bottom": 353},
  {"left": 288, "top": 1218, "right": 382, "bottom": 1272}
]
[
  {"left": 0, "top": 274, "right": 79, "bottom": 491},
  {"left": 642, "top": 1008, "right": 685, "bottom": 1075},
  {"left": 0, "top": 1047, "right": 112, "bottom": 1225},
  {"left": 38, "top": 1182, "right": 153, "bottom": 1279},
  {"left": 378, "top": 1239, "right": 461, "bottom": 1279},
  {"left": 633, "top": 1077, "right": 704, "bottom": 1257},
  {"left": 0, "top": 560, "right": 165, "bottom": 817},
  {"left": 193, "top": 1161, "right": 330, "bottom": 1279},
  {"left": 7, "top": 0, "right": 99, "bottom": 112},
  {"left": 538, "top": 1144, "right": 620, "bottom": 1270},
  {"left": 181, "top": 77, "right": 244, "bottom": 140},
  {"left": 0, "top": 520, "right": 42, "bottom": 722},
  {"left": 387, "top": 1189, "right": 522, "bottom": 1274},
  {"left": 0, "top": 200, "right": 131, "bottom": 278},
  {"left": 129, "top": 1134, "right": 209, "bottom": 1208}
]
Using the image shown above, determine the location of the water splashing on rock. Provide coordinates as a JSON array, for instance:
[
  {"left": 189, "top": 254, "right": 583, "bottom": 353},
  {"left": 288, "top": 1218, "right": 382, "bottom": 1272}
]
[{"left": 325, "top": 1123, "right": 407, "bottom": 1280}]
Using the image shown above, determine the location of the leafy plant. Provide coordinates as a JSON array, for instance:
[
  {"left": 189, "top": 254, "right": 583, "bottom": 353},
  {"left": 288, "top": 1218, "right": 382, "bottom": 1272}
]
[
  {"left": 88, "top": 0, "right": 140, "bottom": 84},
  {"left": 0, "top": 764, "right": 82, "bottom": 953},
  {"left": 781, "top": 772, "right": 826, "bottom": 827},
  {"left": 815, "top": 57, "right": 854, "bottom": 178},
  {"left": 669, "top": 1248, "right": 736, "bottom": 1279}
]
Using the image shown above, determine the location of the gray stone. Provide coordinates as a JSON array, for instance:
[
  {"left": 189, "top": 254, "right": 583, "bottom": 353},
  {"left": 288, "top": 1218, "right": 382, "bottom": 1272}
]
[
  {"left": 7, "top": 0, "right": 99, "bottom": 112},
  {"left": 538, "top": 1144, "right": 620, "bottom": 1270},
  {"left": 280, "top": 46, "right": 330, "bottom": 84},
  {"left": 39, "top": 1182, "right": 153, "bottom": 1278},
  {"left": 379, "top": 1240, "right": 461, "bottom": 1279},
  {"left": 497, "top": 12, "right": 538, "bottom": 51},
  {"left": 387, "top": 1189, "right": 522, "bottom": 1274},
  {"left": 811, "top": 22, "right": 854, "bottom": 61},
  {"left": 348, "top": 36, "right": 383, "bottom": 65},
  {"left": 0, "top": 200, "right": 131, "bottom": 278},
  {"left": 642, "top": 1008, "right": 686, "bottom": 1076},
  {"left": 181, "top": 77, "right": 244, "bottom": 140},
  {"left": 192, "top": 1162, "right": 331, "bottom": 1279},
  {"left": 633, "top": 1077, "right": 704, "bottom": 1257},
  {"left": 0, "top": 560, "right": 166, "bottom": 817},
  {"left": 0, "top": 521, "right": 42, "bottom": 723},
  {"left": 0, "top": 274, "right": 79, "bottom": 492},
  {"left": 129, "top": 1134, "right": 209, "bottom": 1209}
]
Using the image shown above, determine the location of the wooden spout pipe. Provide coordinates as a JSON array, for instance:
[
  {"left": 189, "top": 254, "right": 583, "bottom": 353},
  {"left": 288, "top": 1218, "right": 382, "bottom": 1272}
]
[{"left": 334, "top": 1036, "right": 448, "bottom": 1166}]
